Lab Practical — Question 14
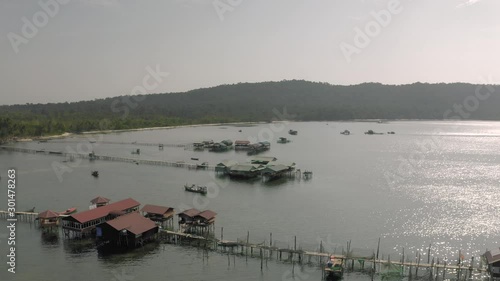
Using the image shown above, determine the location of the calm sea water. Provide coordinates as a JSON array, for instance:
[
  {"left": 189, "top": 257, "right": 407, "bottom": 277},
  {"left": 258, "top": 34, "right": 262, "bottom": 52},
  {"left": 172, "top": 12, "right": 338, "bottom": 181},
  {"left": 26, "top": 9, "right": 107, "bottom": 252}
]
[{"left": 1, "top": 121, "right": 500, "bottom": 281}]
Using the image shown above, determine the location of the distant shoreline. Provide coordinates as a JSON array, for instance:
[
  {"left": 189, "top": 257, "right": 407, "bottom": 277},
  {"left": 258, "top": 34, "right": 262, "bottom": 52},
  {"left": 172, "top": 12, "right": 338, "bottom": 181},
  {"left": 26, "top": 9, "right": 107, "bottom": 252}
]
[
  {"left": 3, "top": 119, "right": 497, "bottom": 144},
  {"left": 5, "top": 121, "right": 269, "bottom": 143}
]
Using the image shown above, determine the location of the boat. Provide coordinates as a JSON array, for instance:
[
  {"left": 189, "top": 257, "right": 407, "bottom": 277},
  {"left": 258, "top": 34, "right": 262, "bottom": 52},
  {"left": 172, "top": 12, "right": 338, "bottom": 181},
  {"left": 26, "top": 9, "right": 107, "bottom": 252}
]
[
  {"left": 288, "top": 129, "right": 298, "bottom": 135},
  {"left": 277, "top": 137, "right": 291, "bottom": 143},
  {"left": 91, "top": 171, "right": 99, "bottom": 177},
  {"left": 191, "top": 157, "right": 199, "bottom": 161},
  {"left": 25, "top": 207, "right": 35, "bottom": 213},
  {"left": 340, "top": 130, "right": 350, "bottom": 135},
  {"left": 387, "top": 131, "right": 395, "bottom": 134},
  {"left": 325, "top": 256, "right": 344, "bottom": 280},
  {"left": 59, "top": 207, "right": 77, "bottom": 215},
  {"left": 364, "top": 130, "right": 383, "bottom": 135},
  {"left": 197, "top": 162, "right": 209, "bottom": 169},
  {"left": 184, "top": 184, "right": 207, "bottom": 195}
]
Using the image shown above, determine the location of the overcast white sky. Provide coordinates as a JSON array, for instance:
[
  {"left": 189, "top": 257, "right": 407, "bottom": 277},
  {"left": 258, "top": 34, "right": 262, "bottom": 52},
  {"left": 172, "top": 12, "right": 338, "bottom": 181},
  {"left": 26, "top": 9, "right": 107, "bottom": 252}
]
[{"left": 1, "top": 0, "right": 499, "bottom": 105}]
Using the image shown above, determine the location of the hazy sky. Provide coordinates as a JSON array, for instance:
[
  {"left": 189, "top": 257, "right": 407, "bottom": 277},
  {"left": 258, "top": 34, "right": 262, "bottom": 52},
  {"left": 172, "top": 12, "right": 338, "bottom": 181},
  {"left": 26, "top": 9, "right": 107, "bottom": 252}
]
[{"left": 1, "top": 0, "right": 499, "bottom": 105}]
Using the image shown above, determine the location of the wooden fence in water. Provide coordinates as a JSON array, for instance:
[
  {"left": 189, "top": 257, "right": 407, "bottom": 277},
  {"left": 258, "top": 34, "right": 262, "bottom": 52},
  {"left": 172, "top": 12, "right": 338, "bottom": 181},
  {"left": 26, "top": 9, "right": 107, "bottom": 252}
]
[
  {"left": 0, "top": 146, "right": 214, "bottom": 170},
  {"left": 160, "top": 228, "right": 489, "bottom": 280},
  {"left": 0, "top": 210, "right": 490, "bottom": 280}
]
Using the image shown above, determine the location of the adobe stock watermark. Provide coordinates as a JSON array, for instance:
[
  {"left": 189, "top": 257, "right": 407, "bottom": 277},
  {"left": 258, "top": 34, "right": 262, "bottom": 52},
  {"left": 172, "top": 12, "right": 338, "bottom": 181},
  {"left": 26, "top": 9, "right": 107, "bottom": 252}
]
[
  {"left": 111, "top": 65, "right": 169, "bottom": 119},
  {"left": 177, "top": 106, "right": 295, "bottom": 213},
  {"left": 384, "top": 76, "right": 497, "bottom": 188},
  {"left": 247, "top": 107, "right": 296, "bottom": 144},
  {"left": 340, "top": 0, "right": 404, "bottom": 63},
  {"left": 213, "top": 0, "right": 243, "bottom": 21},
  {"left": 51, "top": 64, "right": 169, "bottom": 182},
  {"left": 7, "top": 0, "right": 70, "bottom": 54}
]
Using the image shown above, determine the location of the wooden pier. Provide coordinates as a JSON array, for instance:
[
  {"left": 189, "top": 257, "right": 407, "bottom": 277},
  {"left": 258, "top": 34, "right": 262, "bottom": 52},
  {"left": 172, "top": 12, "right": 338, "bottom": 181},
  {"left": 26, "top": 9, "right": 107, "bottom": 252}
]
[
  {"left": 0, "top": 146, "right": 216, "bottom": 170},
  {"left": 43, "top": 140, "right": 186, "bottom": 148},
  {"left": 0, "top": 210, "right": 38, "bottom": 222},
  {"left": 0, "top": 210, "right": 490, "bottom": 279},
  {"left": 159, "top": 227, "right": 489, "bottom": 279}
]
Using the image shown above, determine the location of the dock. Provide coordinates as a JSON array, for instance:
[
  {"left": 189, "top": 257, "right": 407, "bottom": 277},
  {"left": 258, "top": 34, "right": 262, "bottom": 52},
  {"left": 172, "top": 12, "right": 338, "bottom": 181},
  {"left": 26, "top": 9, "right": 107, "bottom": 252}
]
[
  {"left": 0, "top": 146, "right": 216, "bottom": 170},
  {"left": 0, "top": 209, "right": 490, "bottom": 279},
  {"left": 0, "top": 210, "right": 38, "bottom": 222}
]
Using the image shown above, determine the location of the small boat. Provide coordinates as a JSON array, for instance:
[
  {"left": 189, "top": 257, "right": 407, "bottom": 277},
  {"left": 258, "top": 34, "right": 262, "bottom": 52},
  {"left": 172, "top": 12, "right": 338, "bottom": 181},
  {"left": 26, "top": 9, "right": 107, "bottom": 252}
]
[
  {"left": 325, "top": 256, "right": 344, "bottom": 279},
  {"left": 197, "top": 162, "right": 209, "bottom": 169},
  {"left": 364, "top": 130, "right": 383, "bottom": 135},
  {"left": 191, "top": 157, "right": 199, "bottom": 161},
  {"left": 184, "top": 184, "right": 207, "bottom": 195},
  {"left": 25, "top": 207, "right": 35, "bottom": 213},
  {"left": 277, "top": 137, "right": 291, "bottom": 144},
  {"left": 340, "top": 130, "right": 350, "bottom": 135},
  {"left": 91, "top": 171, "right": 99, "bottom": 177},
  {"left": 59, "top": 207, "right": 77, "bottom": 215},
  {"left": 387, "top": 131, "right": 395, "bottom": 134},
  {"left": 288, "top": 129, "right": 298, "bottom": 135}
]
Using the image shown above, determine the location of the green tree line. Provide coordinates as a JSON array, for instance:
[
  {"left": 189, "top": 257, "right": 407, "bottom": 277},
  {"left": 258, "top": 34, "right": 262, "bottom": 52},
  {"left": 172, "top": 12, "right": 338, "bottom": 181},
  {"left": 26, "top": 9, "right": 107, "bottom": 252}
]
[{"left": 1, "top": 80, "right": 499, "bottom": 141}]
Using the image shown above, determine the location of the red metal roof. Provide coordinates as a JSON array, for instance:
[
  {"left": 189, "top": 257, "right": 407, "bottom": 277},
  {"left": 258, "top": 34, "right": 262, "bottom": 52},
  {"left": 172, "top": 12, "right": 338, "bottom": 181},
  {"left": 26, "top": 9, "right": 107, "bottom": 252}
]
[
  {"left": 91, "top": 196, "right": 110, "bottom": 204},
  {"left": 104, "top": 212, "right": 157, "bottom": 235},
  {"left": 70, "top": 198, "right": 140, "bottom": 224},
  {"left": 178, "top": 208, "right": 200, "bottom": 218},
  {"left": 141, "top": 204, "right": 174, "bottom": 215},
  {"left": 195, "top": 210, "right": 217, "bottom": 221},
  {"left": 38, "top": 210, "right": 59, "bottom": 219}
]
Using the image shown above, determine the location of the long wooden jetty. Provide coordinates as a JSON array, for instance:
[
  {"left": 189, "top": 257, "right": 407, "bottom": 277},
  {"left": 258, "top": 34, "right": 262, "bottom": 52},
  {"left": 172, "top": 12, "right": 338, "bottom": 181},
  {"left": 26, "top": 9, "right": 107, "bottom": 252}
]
[
  {"left": 0, "top": 210, "right": 38, "bottom": 222},
  {"left": 42, "top": 140, "right": 186, "bottom": 148},
  {"left": 0, "top": 211, "right": 489, "bottom": 279},
  {"left": 159, "top": 228, "right": 489, "bottom": 280},
  {"left": 0, "top": 146, "right": 215, "bottom": 170}
]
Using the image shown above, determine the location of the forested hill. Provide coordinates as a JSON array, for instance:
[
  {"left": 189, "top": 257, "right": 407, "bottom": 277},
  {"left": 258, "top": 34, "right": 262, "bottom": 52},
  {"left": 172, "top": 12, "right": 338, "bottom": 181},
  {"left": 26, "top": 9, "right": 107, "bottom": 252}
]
[{"left": 1, "top": 80, "right": 500, "bottom": 139}]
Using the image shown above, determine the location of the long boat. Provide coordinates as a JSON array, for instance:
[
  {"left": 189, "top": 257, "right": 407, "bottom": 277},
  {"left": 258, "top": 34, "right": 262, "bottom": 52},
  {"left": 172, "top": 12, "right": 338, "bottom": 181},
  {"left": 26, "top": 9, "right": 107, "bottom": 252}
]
[
  {"left": 184, "top": 184, "right": 207, "bottom": 195},
  {"left": 325, "top": 256, "right": 344, "bottom": 280},
  {"left": 58, "top": 207, "right": 77, "bottom": 216}
]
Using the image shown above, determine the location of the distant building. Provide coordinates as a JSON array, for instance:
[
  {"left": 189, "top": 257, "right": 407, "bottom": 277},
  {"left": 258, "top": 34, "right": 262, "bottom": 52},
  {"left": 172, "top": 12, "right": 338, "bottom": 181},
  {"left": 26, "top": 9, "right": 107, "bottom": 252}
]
[
  {"left": 90, "top": 196, "right": 111, "bottom": 209},
  {"left": 228, "top": 163, "right": 263, "bottom": 178},
  {"left": 215, "top": 160, "right": 238, "bottom": 173},
  {"left": 61, "top": 198, "right": 140, "bottom": 238},
  {"left": 485, "top": 248, "right": 500, "bottom": 280},
  {"left": 141, "top": 204, "right": 175, "bottom": 229}
]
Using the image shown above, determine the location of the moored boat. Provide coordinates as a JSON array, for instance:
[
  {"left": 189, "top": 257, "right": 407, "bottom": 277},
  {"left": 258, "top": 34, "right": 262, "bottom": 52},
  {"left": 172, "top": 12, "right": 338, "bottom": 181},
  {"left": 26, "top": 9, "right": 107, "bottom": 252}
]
[
  {"left": 288, "top": 129, "right": 298, "bottom": 135},
  {"left": 59, "top": 207, "right": 77, "bottom": 215},
  {"left": 340, "top": 130, "right": 350, "bottom": 135},
  {"left": 325, "top": 256, "right": 344, "bottom": 280},
  {"left": 184, "top": 184, "right": 207, "bottom": 195}
]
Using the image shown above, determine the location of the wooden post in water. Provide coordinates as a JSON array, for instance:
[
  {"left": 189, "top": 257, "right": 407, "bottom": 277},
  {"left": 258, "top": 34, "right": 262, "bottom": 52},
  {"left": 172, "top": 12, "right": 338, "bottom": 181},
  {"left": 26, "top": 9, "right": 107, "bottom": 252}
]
[
  {"left": 469, "top": 256, "right": 474, "bottom": 280},
  {"left": 246, "top": 231, "right": 249, "bottom": 262},
  {"left": 416, "top": 252, "right": 421, "bottom": 277},
  {"left": 260, "top": 248, "right": 263, "bottom": 271},
  {"left": 428, "top": 243, "right": 432, "bottom": 264},
  {"left": 443, "top": 261, "right": 447, "bottom": 280}
]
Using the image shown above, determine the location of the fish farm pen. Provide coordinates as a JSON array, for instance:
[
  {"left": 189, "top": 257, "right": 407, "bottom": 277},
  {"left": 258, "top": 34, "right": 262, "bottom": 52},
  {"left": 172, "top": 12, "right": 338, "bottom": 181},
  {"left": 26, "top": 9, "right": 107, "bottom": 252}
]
[{"left": 0, "top": 146, "right": 312, "bottom": 181}]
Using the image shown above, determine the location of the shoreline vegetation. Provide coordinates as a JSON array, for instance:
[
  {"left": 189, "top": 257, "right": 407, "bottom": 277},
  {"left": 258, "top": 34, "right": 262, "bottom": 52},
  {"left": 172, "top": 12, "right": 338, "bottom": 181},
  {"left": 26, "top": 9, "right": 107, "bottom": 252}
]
[
  {"left": 1, "top": 118, "right": 494, "bottom": 145},
  {"left": 1, "top": 80, "right": 499, "bottom": 143}
]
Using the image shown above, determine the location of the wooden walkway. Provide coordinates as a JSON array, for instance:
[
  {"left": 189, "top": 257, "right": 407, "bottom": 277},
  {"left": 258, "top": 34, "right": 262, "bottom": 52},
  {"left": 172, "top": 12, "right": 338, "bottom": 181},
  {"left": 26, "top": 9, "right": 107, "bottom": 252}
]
[
  {"left": 159, "top": 229, "right": 489, "bottom": 279},
  {"left": 0, "top": 146, "right": 215, "bottom": 170},
  {"left": 0, "top": 211, "right": 489, "bottom": 278},
  {"left": 43, "top": 140, "right": 186, "bottom": 148},
  {"left": 0, "top": 210, "right": 38, "bottom": 222}
]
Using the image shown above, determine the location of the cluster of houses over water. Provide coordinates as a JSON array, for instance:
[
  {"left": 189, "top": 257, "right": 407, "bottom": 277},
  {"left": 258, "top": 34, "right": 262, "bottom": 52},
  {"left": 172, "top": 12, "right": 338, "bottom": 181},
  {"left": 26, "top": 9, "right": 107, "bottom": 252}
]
[
  {"left": 192, "top": 139, "right": 271, "bottom": 155},
  {"left": 215, "top": 156, "right": 296, "bottom": 180},
  {"left": 38, "top": 196, "right": 216, "bottom": 248}
]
